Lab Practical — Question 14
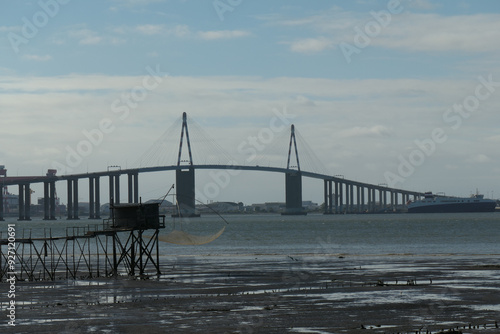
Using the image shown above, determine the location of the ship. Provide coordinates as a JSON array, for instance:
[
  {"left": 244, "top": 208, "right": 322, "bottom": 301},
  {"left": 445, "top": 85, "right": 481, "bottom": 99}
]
[{"left": 407, "top": 192, "right": 497, "bottom": 213}]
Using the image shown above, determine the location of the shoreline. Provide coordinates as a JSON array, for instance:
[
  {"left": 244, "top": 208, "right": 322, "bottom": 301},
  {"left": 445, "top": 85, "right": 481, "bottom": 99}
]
[{"left": 3, "top": 255, "right": 500, "bottom": 333}]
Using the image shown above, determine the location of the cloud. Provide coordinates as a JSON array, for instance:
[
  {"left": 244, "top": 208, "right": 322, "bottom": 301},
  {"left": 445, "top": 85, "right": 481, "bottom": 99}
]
[
  {"left": 467, "top": 154, "right": 491, "bottom": 164},
  {"left": 1, "top": 73, "right": 499, "bottom": 200},
  {"left": 374, "top": 13, "right": 500, "bottom": 52},
  {"left": 407, "top": 0, "right": 439, "bottom": 10},
  {"left": 198, "top": 30, "right": 251, "bottom": 40},
  {"left": 22, "top": 54, "right": 52, "bottom": 62},
  {"left": 289, "top": 37, "right": 334, "bottom": 53},
  {"left": 0, "top": 26, "right": 20, "bottom": 33},
  {"left": 485, "top": 134, "right": 500, "bottom": 143},
  {"left": 111, "top": 0, "right": 166, "bottom": 5},
  {"left": 135, "top": 24, "right": 166, "bottom": 35},
  {"left": 273, "top": 9, "right": 500, "bottom": 54},
  {"left": 133, "top": 24, "right": 190, "bottom": 37},
  {"left": 52, "top": 27, "right": 126, "bottom": 46},
  {"left": 339, "top": 125, "right": 392, "bottom": 138}
]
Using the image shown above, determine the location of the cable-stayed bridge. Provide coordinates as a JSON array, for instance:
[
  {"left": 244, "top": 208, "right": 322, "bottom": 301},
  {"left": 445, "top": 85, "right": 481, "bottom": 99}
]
[{"left": 0, "top": 113, "right": 424, "bottom": 220}]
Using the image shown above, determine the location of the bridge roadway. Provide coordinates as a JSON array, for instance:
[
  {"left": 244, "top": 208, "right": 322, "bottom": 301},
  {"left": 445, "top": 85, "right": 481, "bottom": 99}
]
[{"left": 0, "top": 164, "right": 425, "bottom": 221}]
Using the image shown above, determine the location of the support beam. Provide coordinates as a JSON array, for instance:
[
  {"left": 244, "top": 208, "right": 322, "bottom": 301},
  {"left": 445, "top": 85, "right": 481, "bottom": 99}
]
[
  {"left": 283, "top": 172, "right": 305, "bottom": 215},
  {"left": 67, "top": 180, "right": 73, "bottom": 220},
  {"left": 128, "top": 174, "right": 133, "bottom": 203},
  {"left": 43, "top": 182, "right": 50, "bottom": 220},
  {"left": 18, "top": 184, "right": 25, "bottom": 221},
  {"left": 349, "top": 184, "right": 354, "bottom": 214},
  {"left": 73, "top": 179, "right": 79, "bottom": 220},
  {"left": 357, "top": 186, "right": 361, "bottom": 213},
  {"left": 328, "top": 181, "right": 333, "bottom": 214},
  {"left": 49, "top": 181, "right": 56, "bottom": 220},
  {"left": 175, "top": 168, "right": 198, "bottom": 217},
  {"left": 114, "top": 175, "right": 120, "bottom": 205},
  {"left": 89, "top": 177, "right": 95, "bottom": 219},
  {"left": 22, "top": 183, "right": 31, "bottom": 221},
  {"left": 109, "top": 175, "right": 114, "bottom": 207},
  {"left": 0, "top": 186, "right": 3, "bottom": 221},
  {"left": 361, "top": 187, "right": 365, "bottom": 213},
  {"left": 127, "top": 173, "right": 139, "bottom": 203},
  {"left": 345, "top": 184, "right": 350, "bottom": 214},
  {"left": 338, "top": 182, "right": 343, "bottom": 213},
  {"left": 323, "top": 180, "right": 328, "bottom": 214},
  {"left": 95, "top": 177, "right": 101, "bottom": 219},
  {"left": 334, "top": 181, "right": 339, "bottom": 214}
]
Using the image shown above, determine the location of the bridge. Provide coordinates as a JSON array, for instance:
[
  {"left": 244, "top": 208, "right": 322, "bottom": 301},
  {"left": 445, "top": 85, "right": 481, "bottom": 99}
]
[{"left": 0, "top": 113, "right": 424, "bottom": 221}]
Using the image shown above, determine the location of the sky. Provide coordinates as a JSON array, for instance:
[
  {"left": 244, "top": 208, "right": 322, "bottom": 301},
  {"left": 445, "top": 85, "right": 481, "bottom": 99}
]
[{"left": 1, "top": 0, "right": 500, "bottom": 205}]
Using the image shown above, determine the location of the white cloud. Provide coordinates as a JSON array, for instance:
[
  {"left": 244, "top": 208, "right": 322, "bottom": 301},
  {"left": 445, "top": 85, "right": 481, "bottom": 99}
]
[
  {"left": 134, "top": 24, "right": 191, "bottom": 37},
  {"left": 467, "top": 154, "right": 491, "bottom": 164},
  {"left": 275, "top": 10, "right": 500, "bottom": 54},
  {"left": 52, "top": 27, "right": 126, "bottom": 46},
  {"left": 22, "top": 54, "right": 52, "bottom": 62},
  {"left": 289, "top": 37, "right": 334, "bottom": 53},
  {"left": 407, "top": 0, "right": 439, "bottom": 10},
  {"left": 374, "top": 13, "right": 500, "bottom": 52},
  {"left": 339, "top": 125, "right": 392, "bottom": 138},
  {"left": 198, "top": 30, "right": 251, "bottom": 40},
  {"left": 111, "top": 0, "right": 166, "bottom": 5},
  {"left": 485, "top": 134, "right": 500, "bottom": 143},
  {"left": 61, "top": 28, "right": 103, "bottom": 45},
  {"left": 0, "top": 26, "right": 20, "bottom": 33},
  {"left": 135, "top": 24, "right": 165, "bottom": 35}
]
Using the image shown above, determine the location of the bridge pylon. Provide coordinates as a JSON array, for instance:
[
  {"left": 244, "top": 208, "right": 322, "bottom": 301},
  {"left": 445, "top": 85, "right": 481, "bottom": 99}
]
[
  {"left": 282, "top": 125, "right": 306, "bottom": 216},
  {"left": 174, "top": 112, "right": 199, "bottom": 217}
]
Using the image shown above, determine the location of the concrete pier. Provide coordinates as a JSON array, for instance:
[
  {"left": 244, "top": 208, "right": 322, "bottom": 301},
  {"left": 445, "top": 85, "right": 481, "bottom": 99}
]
[
  {"left": 283, "top": 172, "right": 305, "bottom": 215},
  {"left": 175, "top": 168, "right": 197, "bottom": 217},
  {"left": 17, "top": 183, "right": 31, "bottom": 221},
  {"left": 0, "top": 186, "right": 4, "bottom": 221},
  {"left": 128, "top": 172, "right": 139, "bottom": 203},
  {"left": 43, "top": 181, "right": 57, "bottom": 220},
  {"left": 88, "top": 177, "right": 101, "bottom": 219}
]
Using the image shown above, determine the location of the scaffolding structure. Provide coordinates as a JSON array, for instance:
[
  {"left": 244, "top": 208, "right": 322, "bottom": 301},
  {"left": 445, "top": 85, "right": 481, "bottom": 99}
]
[{"left": 0, "top": 204, "right": 165, "bottom": 281}]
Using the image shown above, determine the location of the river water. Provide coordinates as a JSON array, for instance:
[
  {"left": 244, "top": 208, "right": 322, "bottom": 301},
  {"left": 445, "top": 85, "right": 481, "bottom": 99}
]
[{"left": 4, "top": 212, "right": 499, "bottom": 258}]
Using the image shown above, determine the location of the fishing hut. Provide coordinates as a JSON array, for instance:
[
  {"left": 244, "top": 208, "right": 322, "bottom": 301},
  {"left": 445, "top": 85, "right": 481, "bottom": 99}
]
[{"left": 0, "top": 201, "right": 165, "bottom": 281}]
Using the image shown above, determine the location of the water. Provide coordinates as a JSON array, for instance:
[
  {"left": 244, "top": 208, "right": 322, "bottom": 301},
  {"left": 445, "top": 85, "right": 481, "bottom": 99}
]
[{"left": 4, "top": 212, "right": 499, "bottom": 257}]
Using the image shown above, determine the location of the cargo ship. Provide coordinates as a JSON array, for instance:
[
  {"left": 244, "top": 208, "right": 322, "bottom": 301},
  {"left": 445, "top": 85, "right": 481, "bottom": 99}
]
[{"left": 407, "top": 192, "right": 497, "bottom": 213}]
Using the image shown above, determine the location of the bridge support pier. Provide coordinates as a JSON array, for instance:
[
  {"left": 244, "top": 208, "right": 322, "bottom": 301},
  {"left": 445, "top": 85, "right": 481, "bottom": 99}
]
[
  {"left": 323, "top": 180, "right": 334, "bottom": 214},
  {"left": 349, "top": 184, "right": 354, "bottom": 213},
  {"left": 175, "top": 168, "right": 198, "bottom": 217},
  {"left": 89, "top": 177, "right": 101, "bottom": 219},
  {"left": 18, "top": 184, "right": 31, "bottom": 221},
  {"left": 361, "top": 186, "right": 365, "bottom": 213},
  {"left": 128, "top": 173, "right": 139, "bottom": 203},
  {"left": 67, "top": 179, "right": 79, "bottom": 220},
  {"left": 43, "top": 181, "right": 57, "bottom": 220},
  {"left": 345, "top": 184, "right": 350, "bottom": 214},
  {"left": 0, "top": 186, "right": 4, "bottom": 221},
  {"left": 356, "top": 186, "right": 361, "bottom": 213},
  {"left": 367, "top": 188, "right": 372, "bottom": 213},
  {"left": 282, "top": 172, "right": 305, "bottom": 215},
  {"left": 335, "top": 181, "right": 342, "bottom": 213}
]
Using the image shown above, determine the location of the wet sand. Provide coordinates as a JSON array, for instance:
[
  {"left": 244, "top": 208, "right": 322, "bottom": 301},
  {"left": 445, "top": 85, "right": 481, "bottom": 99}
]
[{"left": 4, "top": 255, "right": 500, "bottom": 333}]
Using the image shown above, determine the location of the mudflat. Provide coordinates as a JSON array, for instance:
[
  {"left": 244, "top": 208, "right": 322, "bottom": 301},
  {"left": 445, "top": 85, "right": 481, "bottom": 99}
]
[{"left": 4, "top": 255, "right": 500, "bottom": 333}]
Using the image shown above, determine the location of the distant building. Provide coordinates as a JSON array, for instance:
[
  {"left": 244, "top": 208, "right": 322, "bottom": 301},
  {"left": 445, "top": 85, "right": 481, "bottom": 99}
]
[
  {"left": 302, "top": 201, "right": 319, "bottom": 211},
  {"left": 199, "top": 201, "right": 242, "bottom": 213}
]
